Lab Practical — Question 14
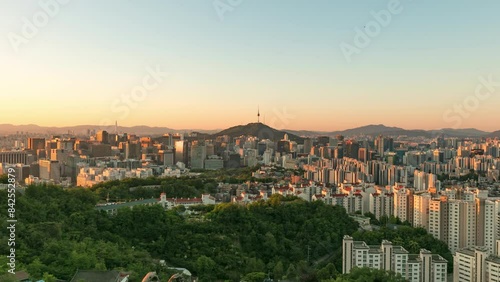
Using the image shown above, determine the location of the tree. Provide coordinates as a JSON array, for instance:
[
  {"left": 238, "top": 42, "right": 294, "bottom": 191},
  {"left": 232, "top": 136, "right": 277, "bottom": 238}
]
[
  {"left": 9, "top": 182, "right": 363, "bottom": 280},
  {"left": 408, "top": 240, "right": 420, "bottom": 254},
  {"left": 316, "top": 263, "right": 337, "bottom": 280},
  {"left": 27, "top": 258, "right": 45, "bottom": 280},
  {"left": 273, "top": 261, "right": 284, "bottom": 280},
  {"left": 195, "top": 255, "right": 216, "bottom": 281},
  {"left": 245, "top": 258, "right": 266, "bottom": 274},
  {"left": 286, "top": 263, "right": 298, "bottom": 281},
  {"left": 0, "top": 256, "right": 10, "bottom": 273},
  {"left": 42, "top": 272, "right": 57, "bottom": 282},
  {"left": 0, "top": 174, "right": 8, "bottom": 184},
  {"left": 0, "top": 274, "right": 16, "bottom": 282},
  {"left": 242, "top": 272, "right": 266, "bottom": 282}
]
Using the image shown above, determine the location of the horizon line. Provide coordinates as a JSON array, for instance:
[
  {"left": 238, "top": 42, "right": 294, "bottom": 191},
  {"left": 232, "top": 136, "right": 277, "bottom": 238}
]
[{"left": 0, "top": 122, "right": 497, "bottom": 134}]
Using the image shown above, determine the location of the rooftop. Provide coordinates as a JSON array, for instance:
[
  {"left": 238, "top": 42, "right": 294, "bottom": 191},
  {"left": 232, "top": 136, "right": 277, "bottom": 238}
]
[
  {"left": 455, "top": 248, "right": 480, "bottom": 257},
  {"left": 353, "top": 241, "right": 369, "bottom": 249},
  {"left": 393, "top": 246, "right": 409, "bottom": 254},
  {"left": 95, "top": 198, "right": 158, "bottom": 211},
  {"left": 432, "top": 254, "right": 448, "bottom": 263},
  {"left": 408, "top": 254, "right": 421, "bottom": 263},
  {"left": 486, "top": 255, "right": 500, "bottom": 265}
]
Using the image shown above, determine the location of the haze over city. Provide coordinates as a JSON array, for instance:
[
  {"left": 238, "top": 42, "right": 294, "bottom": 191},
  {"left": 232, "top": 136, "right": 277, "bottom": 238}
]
[
  {"left": 4, "top": 1, "right": 500, "bottom": 282},
  {"left": 1, "top": 1, "right": 500, "bottom": 131}
]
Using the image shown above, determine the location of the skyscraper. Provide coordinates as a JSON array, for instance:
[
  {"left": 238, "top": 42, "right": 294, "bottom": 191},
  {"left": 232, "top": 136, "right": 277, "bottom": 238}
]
[
  {"left": 190, "top": 141, "right": 206, "bottom": 169},
  {"left": 27, "top": 138, "right": 46, "bottom": 151},
  {"left": 376, "top": 135, "right": 385, "bottom": 157},
  {"left": 344, "top": 140, "right": 359, "bottom": 159},
  {"left": 96, "top": 130, "right": 109, "bottom": 144}
]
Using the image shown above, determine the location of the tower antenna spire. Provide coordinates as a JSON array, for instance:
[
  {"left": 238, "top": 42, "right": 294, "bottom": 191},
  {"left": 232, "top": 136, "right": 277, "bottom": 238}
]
[{"left": 257, "top": 106, "right": 260, "bottom": 123}]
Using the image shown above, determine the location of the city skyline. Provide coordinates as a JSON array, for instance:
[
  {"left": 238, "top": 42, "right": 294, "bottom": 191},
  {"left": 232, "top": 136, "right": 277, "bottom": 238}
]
[
  {"left": 1, "top": 119, "right": 500, "bottom": 134},
  {"left": 1, "top": 1, "right": 500, "bottom": 131},
  {"left": 3, "top": 2, "right": 500, "bottom": 281}
]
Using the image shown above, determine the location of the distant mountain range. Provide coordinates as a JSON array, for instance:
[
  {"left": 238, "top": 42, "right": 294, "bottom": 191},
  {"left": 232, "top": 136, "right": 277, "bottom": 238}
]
[
  {"left": 0, "top": 124, "right": 220, "bottom": 135},
  {"left": 1, "top": 123, "right": 498, "bottom": 139},
  {"left": 285, "top": 124, "right": 497, "bottom": 138}
]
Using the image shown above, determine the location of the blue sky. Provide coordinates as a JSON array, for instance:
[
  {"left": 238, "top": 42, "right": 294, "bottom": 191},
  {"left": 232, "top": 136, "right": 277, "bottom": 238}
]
[{"left": 1, "top": 0, "right": 500, "bottom": 131}]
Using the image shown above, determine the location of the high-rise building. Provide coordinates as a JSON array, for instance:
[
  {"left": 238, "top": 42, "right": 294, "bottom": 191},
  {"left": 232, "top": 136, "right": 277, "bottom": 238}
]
[
  {"left": 428, "top": 197, "right": 449, "bottom": 243},
  {"left": 27, "top": 137, "right": 46, "bottom": 151},
  {"left": 0, "top": 151, "right": 31, "bottom": 165},
  {"left": 369, "top": 192, "right": 394, "bottom": 220},
  {"left": 345, "top": 140, "right": 359, "bottom": 159},
  {"left": 190, "top": 142, "right": 206, "bottom": 169},
  {"left": 358, "top": 148, "right": 368, "bottom": 162},
  {"left": 317, "top": 136, "right": 330, "bottom": 147},
  {"left": 376, "top": 135, "right": 385, "bottom": 157},
  {"left": 342, "top": 236, "right": 447, "bottom": 281},
  {"left": 174, "top": 140, "right": 188, "bottom": 165},
  {"left": 96, "top": 130, "right": 109, "bottom": 144},
  {"left": 413, "top": 192, "right": 431, "bottom": 229},
  {"left": 39, "top": 160, "right": 61, "bottom": 182},
  {"left": 477, "top": 199, "right": 500, "bottom": 254},
  {"left": 277, "top": 140, "right": 291, "bottom": 154},
  {"left": 394, "top": 187, "right": 414, "bottom": 224},
  {"left": 125, "top": 142, "right": 141, "bottom": 159},
  {"left": 160, "top": 148, "right": 175, "bottom": 167},
  {"left": 303, "top": 138, "right": 312, "bottom": 155},
  {"left": 453, "top": 246, "right": 500, "bottom": 282},
  {"left": 334, "top": 147, "right": 344, "bottom": 159},
  {"left": 448, "top": 200, "right": 476, "bottom": 253},
  {"left": 386, "top": 137, "right": 394, "bottom": 152},
  {"left": 204, "top": 155, "right": 224, "bottom": 170},
  {"left": 90, "top": 144, "right": 112, "bottom": 158},
  {"left": 433, "top": 149, "right": 445, "bottom": 163}
]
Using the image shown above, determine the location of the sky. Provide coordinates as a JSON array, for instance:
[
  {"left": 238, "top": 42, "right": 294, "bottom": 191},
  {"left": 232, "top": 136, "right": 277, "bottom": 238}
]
[{"left": 1, "top": 0, "right": 500, "bottom": 131}]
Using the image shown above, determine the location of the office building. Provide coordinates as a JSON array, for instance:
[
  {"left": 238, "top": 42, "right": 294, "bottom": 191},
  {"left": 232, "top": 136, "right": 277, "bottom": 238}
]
[
  {"left": 39, "top": 160, "right": 61, "bottom": 182},
  {"left": 0, "top": 151, "right": 31, "bottom": 165},
  {"left": 204, "top": 155, "right": 224, "bottom": 170},
  {"left": 27, "top": 137, "right": 46, "bottom": 151},
  {"left": 190, "top": 142, "right": 206, "bottom": 169}
]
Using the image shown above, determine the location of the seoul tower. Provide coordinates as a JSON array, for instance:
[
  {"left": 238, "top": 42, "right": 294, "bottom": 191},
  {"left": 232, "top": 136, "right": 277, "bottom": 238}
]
[{"left": 257, "top": 106, "right": 260, "bottom": 123}]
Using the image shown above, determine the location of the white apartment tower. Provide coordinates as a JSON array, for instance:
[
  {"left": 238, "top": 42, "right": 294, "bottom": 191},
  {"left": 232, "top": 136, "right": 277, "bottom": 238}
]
[
  {"left": 482, "top": 200, "right": 500, "bottom": 254},
  {"left": 413, "top": 192, "right": 431, "bottom": 229},
  {"left": 454, "top": 245, "right": 500, "bottom": 282},
  {"left": 342, "top": 236, "right": 447, "bottom": 281},
  {"left": 448, "top": 200, "right": 477, "bottom": 253},
  {"left": 394, "top": 187, "right": 414, "bottom": 224},
  {"left": 428, "top": 196, "right": 449, "bottom": 243}
]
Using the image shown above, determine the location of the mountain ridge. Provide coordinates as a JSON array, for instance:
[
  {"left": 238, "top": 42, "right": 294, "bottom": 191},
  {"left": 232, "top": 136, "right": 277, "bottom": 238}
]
[
  {"left": 0, "top": 123, "right": 496, "bottom": 138},
  {"left": 212, "top": 122, "right": 303, "bottom": 142}
]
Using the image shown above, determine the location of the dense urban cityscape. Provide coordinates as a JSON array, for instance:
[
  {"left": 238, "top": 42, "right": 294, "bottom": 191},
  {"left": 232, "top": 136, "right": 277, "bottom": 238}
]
[
  {"left": 3, "top": 1, "right": 500, "bottom": 281},
  {"left": 1, "top": 120, "right": 500, "bottom": 281}
]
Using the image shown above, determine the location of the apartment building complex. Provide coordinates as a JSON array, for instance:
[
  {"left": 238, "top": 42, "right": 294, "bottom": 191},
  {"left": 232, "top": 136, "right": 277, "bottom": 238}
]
[{"left": 342, "top": 235, "right": 447, "bottom": 282}]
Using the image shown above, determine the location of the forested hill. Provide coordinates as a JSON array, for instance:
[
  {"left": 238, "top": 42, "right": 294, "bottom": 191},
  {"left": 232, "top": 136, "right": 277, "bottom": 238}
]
[
  {"left": 0, "top": 180, "right": 453, "bottom": 281},
  {"left": 0, "top": 185, "right": 358, "bottom": 281}
]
